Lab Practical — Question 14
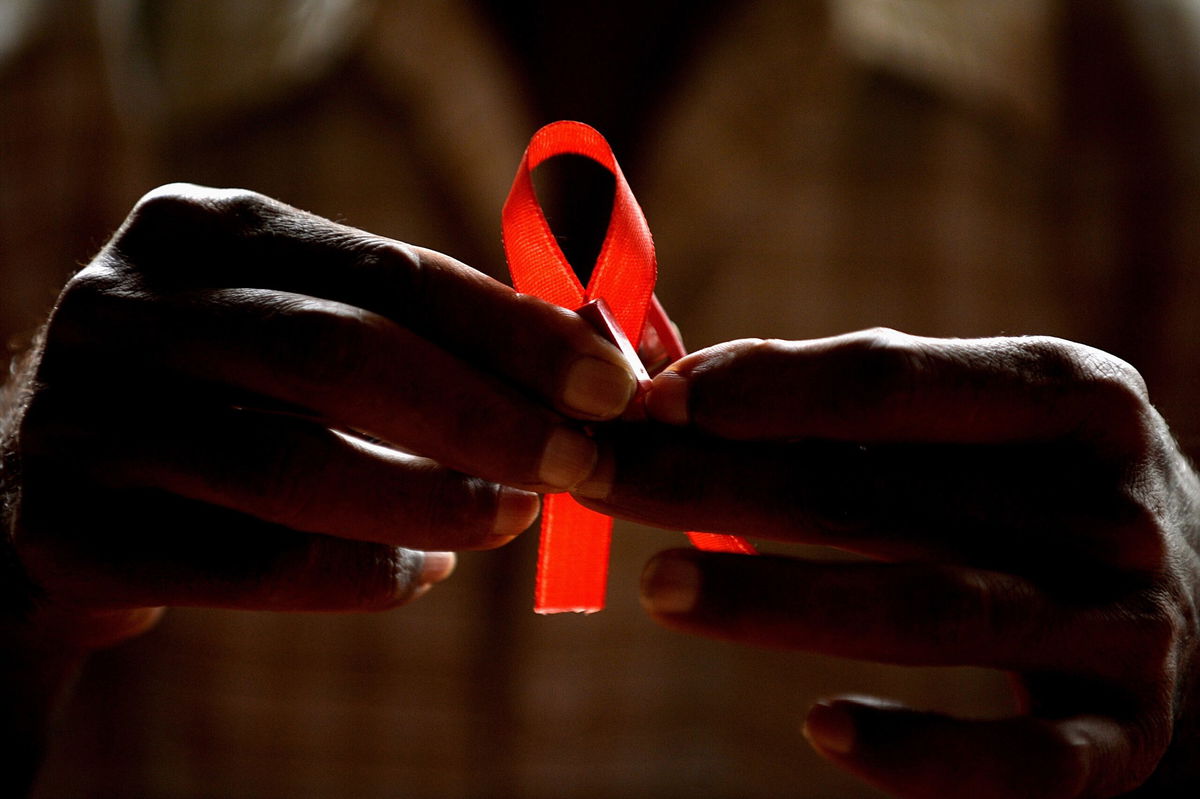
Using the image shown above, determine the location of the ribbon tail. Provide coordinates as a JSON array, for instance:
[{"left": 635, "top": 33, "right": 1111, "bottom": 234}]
[
  {"left": 534, "top": 494, "right": 613, "bottom": 614},
  {"left": 686, "top": 532, "right": 758, "bottom": 555},
  {"left": 648, "top": 298, "right": 758, "bottom": 556}
]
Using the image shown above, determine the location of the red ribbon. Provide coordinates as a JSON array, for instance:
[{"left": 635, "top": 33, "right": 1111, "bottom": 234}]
[{"left": 502, "top": 121, "right": 754, "bottom": 614}]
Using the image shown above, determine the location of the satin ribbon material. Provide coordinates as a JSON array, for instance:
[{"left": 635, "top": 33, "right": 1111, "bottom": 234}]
[{"left": 503, "top": 120, "right": 754, "bottom": 614}]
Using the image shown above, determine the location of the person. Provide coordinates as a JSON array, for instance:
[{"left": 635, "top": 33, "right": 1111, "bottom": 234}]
[{"left": 3, "top": 1, "right": 1200, "bottom": 797}]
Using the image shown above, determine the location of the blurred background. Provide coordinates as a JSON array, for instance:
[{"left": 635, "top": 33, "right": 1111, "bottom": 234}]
[{"left": 4, "top": 0, "right": 1200, "bottom": 796}]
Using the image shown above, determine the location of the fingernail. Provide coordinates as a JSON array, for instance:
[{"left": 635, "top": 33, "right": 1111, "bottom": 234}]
[
  {"left": 640, "top": 555, "right": 701, "bottom": 615},
  {"left": 646, "top": 370, "right": 690, "bottom": 425},
  {"left": 419, "top": 551, "right": 457, "bottom": 585},
  {"left": 571, "top": 445, "right": 614, "bottom": 500},
  {"left": 561, "top": 355, "right": 637, "bottom": 420},
  {"left": 493, "top": 488, "right": 541, "bottom": 539},
  {"left": 538, "top": 427, "right": 598, "bottom": 490},
  {"left": 803, "top": 701, "right": 857, "bottom": 756}
]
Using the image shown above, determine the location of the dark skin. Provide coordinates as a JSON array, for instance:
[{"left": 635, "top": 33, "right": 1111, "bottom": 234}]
[
  {"left": 0, "top": 184, "right": 640, "bottom": 791},
  {"left": 486, "top": 6, "right": 1200, "bottom": 791},
  {"left": 3, "top": 185, "right": 1200, "bottom": 798},
  {"left": 576, "top": 333, "right": 1200, "bottom": 797},
  {"left": 5, "top": 4, "right": 1200, "bottom": 796}
]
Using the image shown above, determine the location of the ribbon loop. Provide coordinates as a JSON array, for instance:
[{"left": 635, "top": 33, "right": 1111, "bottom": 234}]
[
  {"left": 503, "top": 121, "right": 754, "bottom": 614},
  {"left": 503, "top": 120, "right": 655, "bottom": 342}
]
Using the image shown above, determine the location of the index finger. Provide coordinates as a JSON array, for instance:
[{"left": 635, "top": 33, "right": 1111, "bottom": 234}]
[
  {"left": 113, "top": 184, "right": 639, "bottom": 422},
  {"left": 645, "top": 329, "right": 1156, "bottom": 453}
]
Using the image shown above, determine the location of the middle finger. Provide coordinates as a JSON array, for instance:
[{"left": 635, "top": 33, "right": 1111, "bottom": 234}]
[{"left": 574, "top": 425, "right": 1142, "bottom": 573}]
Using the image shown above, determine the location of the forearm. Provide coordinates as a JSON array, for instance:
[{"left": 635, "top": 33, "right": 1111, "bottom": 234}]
[
  {"left": 2, "top": 480, "right": 86, "bottom": 796},
  {"left": 2, "top": 331, "right": 75, "bottom": 795},
  {"left": 0, "top": 630, "right": 87, "bottom": 796}
]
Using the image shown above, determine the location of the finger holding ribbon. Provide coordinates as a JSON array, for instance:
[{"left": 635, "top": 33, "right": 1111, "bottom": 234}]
[
  {"left": 577, "top": 330, "right": 1200, "bottom": 798},
  {"left": 8, "top": 176, "right": 660, "bottom": 636}
]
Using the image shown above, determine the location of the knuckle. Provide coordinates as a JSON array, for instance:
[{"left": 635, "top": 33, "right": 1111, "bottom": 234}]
[
  {"left": 692, "top": 337, "right": 774, "bottom": 386},
  {"left": 913, "top": 569, "right": 1047, "bottom": 659},
  {"left": 38, "top": 269, "right": 152, "bottom": 380},
  {"left": 359, "top": 239, "right": 425, "bottom": 299},
  {"left": 686, "top": 337, "right": 773, "bottom": 382},
  {"left": 129, "top": 183, "right": 218, "bottom": 220},
  {"left": 1018, "top": 337, "right": 1154, "bottom": 446},
  {"left": 248, "top": 535, "right": 408, "bottom": 611},
  {"left": 1076, "top": 352, "right": 1151, "bottom": 424},
  {"left": 121, "top": 185, "right": 223, "bottom": 245},
  {"left": 930, "top": 569, "right": 994, "bottom": 646},
  {"left": 884, "top": 567, "right": 995, "bottom": 650},
  {"left": 1079, "top": 716, "right": 1164, "bottom": 797},
  {"left": 327, "top": 542, "right": 420, "bottom": 610},
  {"left": 733, "top": 337, "right": 786, "bottom": 362},
  {"left": 343, "top": 238, "right": 441, "bottom": 328},
  {"left": 696, "top": 337, "right": 771, "bottom": 367},
  {"left": 836, "top": 327, "right": 929, "bottom": 406},
  {"left": 265, "top": 300, "right": 373, "bottom": 396},
  {"left": 1037, "top": 724, "right": 1092, "bottom": 799},
  {"left": 721, "top": 338, "right": 797, "bottom": 379},
  {"left": 1125, "top": 589, "right": 1188, "bottom": 661},
  {"left": 46, "top": 268, "right": 129, "bottom": 342},
  {"left": 128, "top": 183, "right": 218, "bottom": 225},
  {"left": 235, "top": 422, "right": 334, "bottom": 529},
  {"left": 115, "top": 184, "right": 282, "bottom": 272},
  {"left": 15, "top": 390, "right": 85, "bottom": 461},
  {"left": 1076, "top": 346, "right": 1149, "bottom": 401},
  {"left": 1102, "top": 494, "right": 1171, "bottom": 572},
  {"left": 1085, "top": 588, "right": 1189, "bottom": 698},
  {"left": 58, "top": 265, "right": 142, "bottom": 316},
  {"left": 128, "top": 183, "right": 274, "bottom": 231},
  {"left": 1049, "top": 716, "right": 1162, "bottom": 798},
  {"left": 417, "top": 471, "right": 494, "bottom": 544}
]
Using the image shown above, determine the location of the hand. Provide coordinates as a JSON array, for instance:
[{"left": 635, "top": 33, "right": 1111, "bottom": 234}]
[
  {"left": 2, "top": 183, "right": 637, "bottom": 648},
  {"left": 575, "top": 329, "right": 1200, "bottom": 798}
]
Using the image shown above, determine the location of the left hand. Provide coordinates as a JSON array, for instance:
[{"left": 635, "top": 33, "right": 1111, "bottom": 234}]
[{"left": 574, "top": 329, "right": 1200, "bottom": 798}]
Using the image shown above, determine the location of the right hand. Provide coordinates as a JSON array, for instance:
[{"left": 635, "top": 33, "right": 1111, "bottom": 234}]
[
  {"left": 1, "top": 183, "right": 636, "bottom": 648},
  {"left": 577, "top": 332, "right": 1200, "bottom": 797}
]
